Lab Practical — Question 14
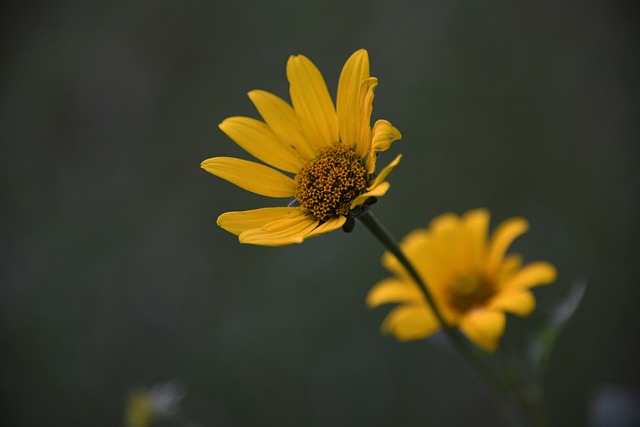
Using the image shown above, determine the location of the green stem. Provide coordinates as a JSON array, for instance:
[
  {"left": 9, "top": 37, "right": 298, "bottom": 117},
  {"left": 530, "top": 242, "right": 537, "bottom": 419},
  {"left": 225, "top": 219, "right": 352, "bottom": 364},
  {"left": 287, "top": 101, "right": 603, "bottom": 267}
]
[
  {"left": 499, "top": 345, "right": 550, "bottom": 427},
  {"left": 357, "top": 211, "right": 532, "bottom": 427}
]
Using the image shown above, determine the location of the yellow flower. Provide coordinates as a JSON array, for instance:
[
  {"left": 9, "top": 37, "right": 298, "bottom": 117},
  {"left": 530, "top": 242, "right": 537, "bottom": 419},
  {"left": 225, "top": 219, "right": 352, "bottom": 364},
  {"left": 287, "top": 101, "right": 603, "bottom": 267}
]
[
  {"left": 202, "top": 49, "right": 402, "bottom": 246},
  {"left": 367, "top": 208, "right": 557, "bottom": 352},
  {"left": 124, "top": 389, "right": 153, "bottom": 427}
]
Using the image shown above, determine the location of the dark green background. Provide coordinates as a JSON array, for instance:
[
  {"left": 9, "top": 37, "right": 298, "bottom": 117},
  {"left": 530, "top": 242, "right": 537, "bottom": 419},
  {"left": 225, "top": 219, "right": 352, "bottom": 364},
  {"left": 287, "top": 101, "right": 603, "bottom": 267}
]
[{"left": 2, "top": 1, "right": 638, "bottom": 426}]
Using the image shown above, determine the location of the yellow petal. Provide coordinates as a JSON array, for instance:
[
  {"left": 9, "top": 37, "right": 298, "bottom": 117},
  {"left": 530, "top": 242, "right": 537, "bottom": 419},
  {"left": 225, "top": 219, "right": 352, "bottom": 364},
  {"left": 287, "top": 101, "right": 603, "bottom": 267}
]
[
  {"left": 219, "top": 117, "right": 305, "bottom": 173},
  {"left": 366, "top": 119, "right": 401, "bottom": 173},
  {"left": 366, "top": 277, "right": 424, "bottom": 308},
  {"left": 248, "top": 90, "right": 316, "bottom": 161},
  {"left": 337, "top": 49, "right": 370, "bottom": 151},
  {"left": 201, "top": 157, "right": 296, "bottom": 197},
  {"left": 287, "top": 54, "right": 338, "bottom": 149},
  {"left": 501, "top": 261, "right": 557, "bottom": 291},
  {"left": 487, "top": 217, "right": 529, "bottom": 275},
  {"left": 366, "top": 154, "right": 402, "bottom": 190},
  {"left": 371, "top": 119, "right": 402, "bottom": 152},
  {"left": 459, "top": 310, "right": 506, "bottom": 352},
  {"left": 462, "top": 208, "right": 490, "bottom": 270},
  {"left": 305, "top": 215, "right": 347, "bottom": 238},
  {"left": 380, "top": 229, "right": 429, "bottom": 279},
  {"left": 428, "top": 213, "right": 468, "bottom": 274},
  {"left": 488, "top": 290, "right": 536, "bottom": 316},
  {"left": 239, "top": 213, "right": 319, "bottom": 246},
  {"left": 349, "top": 181, "right": 390, "bottom": 209},
  {"left": 355, "top": 77, "right": 377, "bottom": 158},
  {"left": 382, "top": 306, "right": 440, "bottom": 341},
  {"left": 217, "top": 207, "right": 302, "bottom": 235}
]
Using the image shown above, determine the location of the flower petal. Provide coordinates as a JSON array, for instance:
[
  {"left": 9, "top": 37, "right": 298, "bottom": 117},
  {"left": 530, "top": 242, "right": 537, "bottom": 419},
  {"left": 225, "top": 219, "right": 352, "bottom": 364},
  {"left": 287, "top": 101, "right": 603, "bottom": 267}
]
[
  {"left": 337, "top": 49, "right": 370, "bottom": 151},
  {"left": 366, "top": 154, "right": 402, "bottom": 190},
  {"left": 349, "top": 181, "right": 390, "bottom": 209},
  {"left": 305, "top": 215, "right": 347, "bottom": 238},
  {"left": 488, "top": 290, "right": 536, "bottom": 316},
  {"left": 367, "top": 277, "right": 424, "bottom": 308},
  {"left": 501, "top": 261, "right": 557, "bottom": 292},
  {"left": 219, "top": 117, "right": 305, "bottom": 173},
  {"left": 459, "top": 310, "right": 506, "bottom": 352},
  {"left": 382, "top": 306, "right": 440, "bottom": 341},
  {"left": 239, "top": 213, "right": 319, "bottom": 246},
  {"left": 354, "top": 77, "right": 377, "bottom": 158},
  {"left": 487, "top": 217, "right": 529, "bottom": 275},
  {"left": 287, "top": 54, "right": 338, "bottom": 149},
  {"left": 217, "top": 207, "right": 302, "bottom": 235},
  {"left": 462, "top": 208, "right": 490, "bottom": 271},
  {"left": 366, "top": 120, "right": 402, "bottom": 173},
  {"left": 201, "top": 157, "right": 296, "bottom": 197},
  {"left": 428, "top": 213, "right": 468, "bottom": 275},
  {"left": 248, "top": 90, "right": 317, "bottom": 161},
  {"left": 372, "top": 119, "right": 402, "bottom": 152}
]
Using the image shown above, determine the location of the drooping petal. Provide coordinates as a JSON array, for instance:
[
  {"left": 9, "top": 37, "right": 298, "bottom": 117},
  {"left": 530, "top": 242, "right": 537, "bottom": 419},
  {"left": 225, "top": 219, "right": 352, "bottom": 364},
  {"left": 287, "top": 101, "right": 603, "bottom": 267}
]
[
  {"left": 487, "top": 217, "right": 529, "bottom": 275},
  {"left": 488, "top": 290, "right": 536, "bottom": 316},
  {"left": 337, "top": 49, "right": 370, "bottom": 152},
  {"left": 239, "top": 213, "right": 319, "bottom": 246},
  {"left": 382, "top": 305, "right": 440, "bottom": 341},
  {"left": 367, "top": 277, "right": 424, "bottom": 307},
  {"left": 349, "top": 181, "right": 390, "bottom": 209},
  {"left": 305, "top": 215, "right": 347, "bottom": 238},
  {"left": 201, "top": 157, "right": 296, "bottom": 197},
  {"left": 217, "top": 207, "right": 302, "bottom": 235},
  {"left": 459, "top": 310, "right": 506, "bottom": 352},
  {"left": 248, "top": 90, "right": 316, "bottom": 160},
  {"left": 219, "top": 117, "right": 305, "bottom": 173},
  {"left": 501, "top": 262, "right": 557, "bottom": 292},
  {"left": 287, "top": 54, "right": 338, "bottom": 149}
]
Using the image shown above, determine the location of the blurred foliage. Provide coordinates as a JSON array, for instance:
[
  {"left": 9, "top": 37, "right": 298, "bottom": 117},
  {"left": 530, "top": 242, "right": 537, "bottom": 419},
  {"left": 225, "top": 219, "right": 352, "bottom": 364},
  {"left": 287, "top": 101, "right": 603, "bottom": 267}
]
[{"left": 1, "top": 0, "right": 639, "bottom": 426}]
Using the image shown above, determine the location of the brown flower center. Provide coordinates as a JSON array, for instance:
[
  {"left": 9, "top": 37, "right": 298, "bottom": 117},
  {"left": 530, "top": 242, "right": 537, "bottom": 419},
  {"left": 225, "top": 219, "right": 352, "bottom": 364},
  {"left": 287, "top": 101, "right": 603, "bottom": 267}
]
[
  {"left": 295, "top": 144, "right": 368, "bottom": 222},
  {"left": 447, "top": 273, "right": 495, "bottom": 313}
]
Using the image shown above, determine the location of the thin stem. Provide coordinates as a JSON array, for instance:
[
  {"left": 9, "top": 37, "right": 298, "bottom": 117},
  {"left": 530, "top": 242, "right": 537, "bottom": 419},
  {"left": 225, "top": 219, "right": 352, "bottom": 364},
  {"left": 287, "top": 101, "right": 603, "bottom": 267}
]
[
  {"left": 357, "top": 211, "right": 531, "bottom": 427},
  {"left": 499, "top": 345, "right": 550, "bottom": 427}
]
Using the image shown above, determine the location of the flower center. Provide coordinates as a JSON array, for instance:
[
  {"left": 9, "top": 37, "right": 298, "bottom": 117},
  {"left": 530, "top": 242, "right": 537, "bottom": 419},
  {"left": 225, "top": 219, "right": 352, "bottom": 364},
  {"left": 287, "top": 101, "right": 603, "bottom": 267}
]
[
  {"left": 447, "top": 273, "right": 494, "bottom": 313},
  {"left": 295, "top": 144, "right": 368, "bottom": 222}
]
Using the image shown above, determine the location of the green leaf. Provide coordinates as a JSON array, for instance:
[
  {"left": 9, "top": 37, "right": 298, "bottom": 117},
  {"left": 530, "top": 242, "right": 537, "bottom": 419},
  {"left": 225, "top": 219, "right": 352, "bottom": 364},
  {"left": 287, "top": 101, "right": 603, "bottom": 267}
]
[{"left": 527, "top": 279, "right": 587, "bottom": 385}]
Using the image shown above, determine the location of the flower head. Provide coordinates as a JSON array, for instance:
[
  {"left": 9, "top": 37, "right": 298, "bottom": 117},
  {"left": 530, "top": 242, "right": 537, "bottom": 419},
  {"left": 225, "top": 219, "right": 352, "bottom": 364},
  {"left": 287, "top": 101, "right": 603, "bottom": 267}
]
[
  {"left": 202, "top": 49, "right": 402, "bottom": 246},
  {"left": 367, "top": 208, "right": 557, "bottom": 352}
]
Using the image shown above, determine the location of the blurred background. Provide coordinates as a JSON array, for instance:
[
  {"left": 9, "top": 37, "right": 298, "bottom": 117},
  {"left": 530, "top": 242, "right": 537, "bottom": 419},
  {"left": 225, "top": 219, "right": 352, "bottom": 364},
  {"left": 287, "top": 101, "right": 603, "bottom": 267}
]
[{"left": 1, "top": 0, "right": 639, "bottom": 426}]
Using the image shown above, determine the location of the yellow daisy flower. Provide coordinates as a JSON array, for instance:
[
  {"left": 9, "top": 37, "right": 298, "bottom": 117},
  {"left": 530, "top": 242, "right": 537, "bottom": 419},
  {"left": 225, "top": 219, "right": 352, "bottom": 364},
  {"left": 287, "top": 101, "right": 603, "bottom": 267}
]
[
  {"left": 201, "top": 49, "right": 402, "bottom": 246},
  {"left": 367, "top": 208, "right": 557, "bottom": 352}
]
